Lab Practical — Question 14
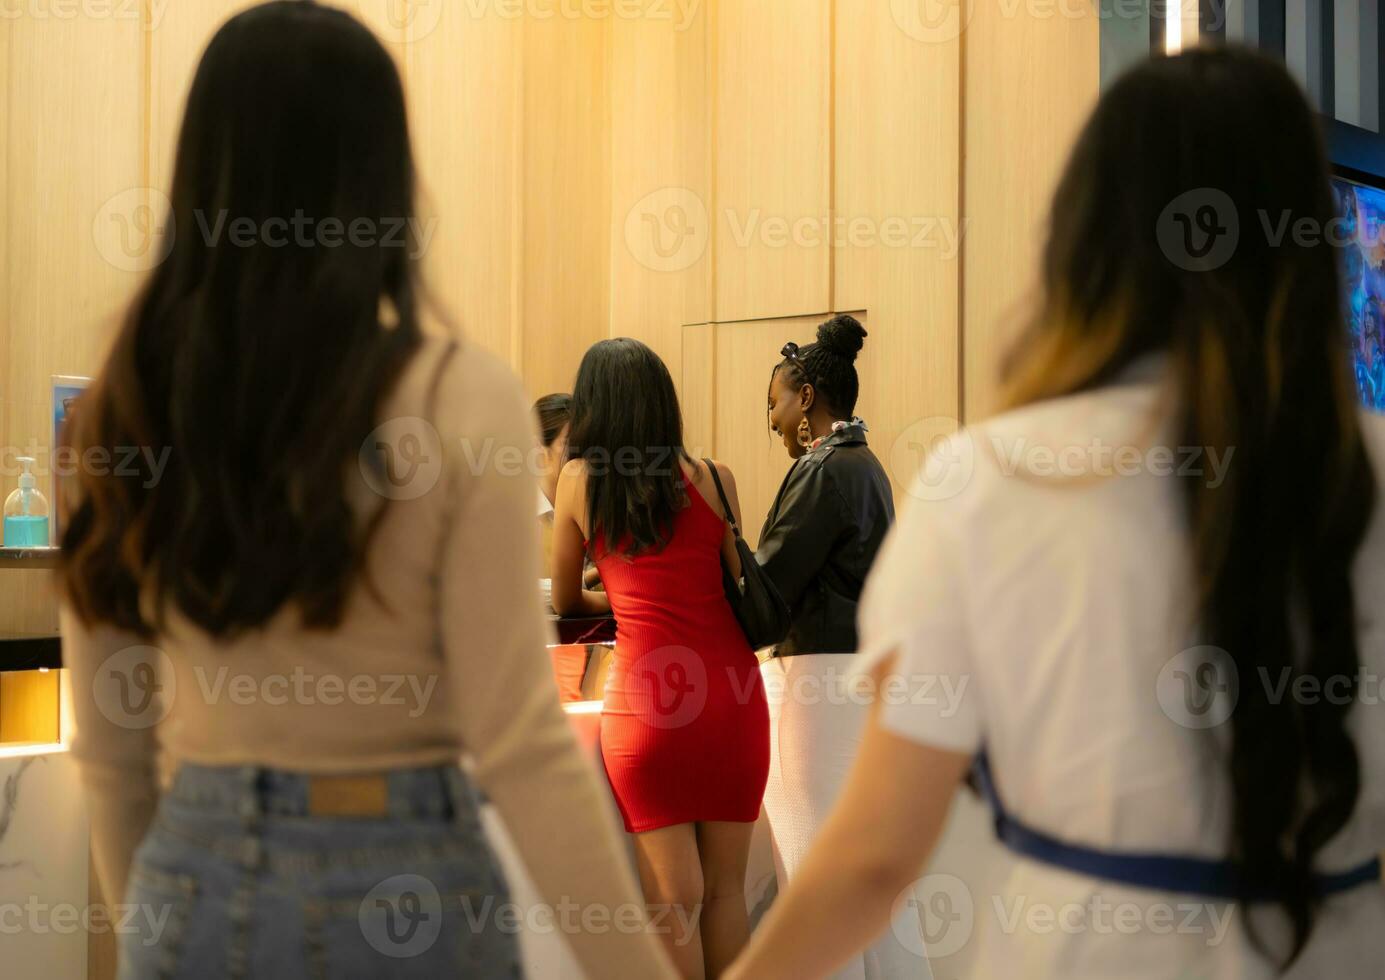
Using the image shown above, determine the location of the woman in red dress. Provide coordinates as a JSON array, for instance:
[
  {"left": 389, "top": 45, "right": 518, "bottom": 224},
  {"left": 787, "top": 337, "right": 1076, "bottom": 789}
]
[{"left": 551, "top": 338, "right": 770, "bottom": 979}]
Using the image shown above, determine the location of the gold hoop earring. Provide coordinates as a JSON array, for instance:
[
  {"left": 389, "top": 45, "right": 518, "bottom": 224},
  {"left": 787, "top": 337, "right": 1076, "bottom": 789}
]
[{"left": 797, "top": 418, "right": 813, "bottom": 448}]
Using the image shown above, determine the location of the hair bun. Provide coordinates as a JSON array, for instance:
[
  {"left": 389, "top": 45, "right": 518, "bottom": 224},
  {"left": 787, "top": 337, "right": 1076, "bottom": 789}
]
[{"left": 816, "top": 314, "right": 867, "bottom": 362}]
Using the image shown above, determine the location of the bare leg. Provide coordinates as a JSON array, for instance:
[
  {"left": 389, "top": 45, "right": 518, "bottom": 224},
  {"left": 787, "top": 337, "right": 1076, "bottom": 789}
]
[
  {"left": 634, "top": 823, "right": 705, "bottom": 980},
  {"left": 695, "top": 820, "right": 755, "bottom": 979}
]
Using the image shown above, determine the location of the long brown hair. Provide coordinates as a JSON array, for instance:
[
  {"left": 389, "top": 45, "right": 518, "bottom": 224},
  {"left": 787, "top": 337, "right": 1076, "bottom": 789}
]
[
  {"left": 1003, "top": 47, "right": 1376, "bottom": 966},
  {"left": 60, "top": 2, "right": 427, "bottom": 639}
]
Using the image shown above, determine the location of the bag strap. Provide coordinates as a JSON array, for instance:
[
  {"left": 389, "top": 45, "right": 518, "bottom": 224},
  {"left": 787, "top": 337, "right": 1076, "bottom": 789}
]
[{"left": 701, "top": 458, "right": 741, "bottom": 538}]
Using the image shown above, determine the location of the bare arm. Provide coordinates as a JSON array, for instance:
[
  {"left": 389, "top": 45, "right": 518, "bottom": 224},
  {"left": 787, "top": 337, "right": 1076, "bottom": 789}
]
[
  {"left": 707, "top": 459, "right": 744, "bottom": 579},
  {"left": 725, "top": 656, "right": 971, "bottom": 980},
  {"left": 442, "top": 380, "right": 673, "bottom": 979},
  {"left": 61, "top": 610, "right": 162, "bottom": 908},
  {"left": 550, "top": 458, "right": 612, "bottom": 617}
]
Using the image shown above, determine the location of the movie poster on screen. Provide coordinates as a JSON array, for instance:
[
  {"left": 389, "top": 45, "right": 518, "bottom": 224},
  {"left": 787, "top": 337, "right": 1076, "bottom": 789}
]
[
  {"left": 1331, "top": 177, "right": 1385, "bottom": 412},
  {"left": 52, "top": 375, "right": 92, "bottom": 545}
]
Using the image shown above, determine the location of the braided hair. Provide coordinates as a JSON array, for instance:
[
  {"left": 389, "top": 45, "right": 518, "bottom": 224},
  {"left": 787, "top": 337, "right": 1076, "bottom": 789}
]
[{"left": 771, "top": 314, "right": 868, "bottom": 419}]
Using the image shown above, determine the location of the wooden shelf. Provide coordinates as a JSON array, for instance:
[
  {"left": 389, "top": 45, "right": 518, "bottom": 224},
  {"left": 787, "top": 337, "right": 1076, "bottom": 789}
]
[{"left": 0, "top": 547, "right": 59, "bottom": 570}]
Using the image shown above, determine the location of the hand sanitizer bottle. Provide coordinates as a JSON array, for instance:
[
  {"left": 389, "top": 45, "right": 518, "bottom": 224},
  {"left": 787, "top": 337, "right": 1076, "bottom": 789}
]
[{"left": 4, "top": 457, "right": 51, "bottom": 548}]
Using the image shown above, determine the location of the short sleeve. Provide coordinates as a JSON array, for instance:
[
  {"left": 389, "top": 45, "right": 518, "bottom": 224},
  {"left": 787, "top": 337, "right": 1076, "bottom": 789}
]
[{"left": 852, "top": 436, "right": 983, "bottom": 753}]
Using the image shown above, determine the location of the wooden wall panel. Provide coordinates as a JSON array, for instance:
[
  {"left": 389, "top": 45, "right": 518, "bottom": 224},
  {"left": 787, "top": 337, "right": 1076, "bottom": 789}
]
[
  {"left": 520, "top": 13, "right": 611, "bottom": 399},
  {"left": 0, "top": 0, "right": 1106, "bottom": 594},
  {"left": 3, "top": 12, "right": 145, "bottom": 633},
  {"left": 337, "top": 0, "right": 409, "bottom": 47},
  {"left": 962, "top": 2, "right": 1101, "bottom": 421},
  {"left": 681, "top": 322, "right": 716, "bottom": 460},
  {"left": 1, "top": 15, "right": 10, "bottom": 483},
  {"left": 406, "top": 9, "right": 521, "bottom": 362},
  {"left": 714, "top": 0, "right": 832, "bottom": 322},
  {"left": 609, "top": 5, "right": 712, "bottom": 392},
  {"left": 835, "top": 3, "right": 961, "bottom": 497}
]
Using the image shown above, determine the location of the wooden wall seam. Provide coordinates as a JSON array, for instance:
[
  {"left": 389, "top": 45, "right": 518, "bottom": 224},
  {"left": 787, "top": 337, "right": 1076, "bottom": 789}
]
[
  {"left": 1, "top": 11, "right": 10, "bottom": 474},
  {"left": 826, "top": 0, "right": 836, "bottom": 316},
  {"left": 142, "top": 0, "right": 152, "bottom": 204},
  {"left": 957, "top": 10, "right": 968, "bottom": 426},
  {"left": 706, "top": 0, "right": 720, "bottom": 331},
  {"left": 510, "top": 13, "right": 527, "bottom": 375}
]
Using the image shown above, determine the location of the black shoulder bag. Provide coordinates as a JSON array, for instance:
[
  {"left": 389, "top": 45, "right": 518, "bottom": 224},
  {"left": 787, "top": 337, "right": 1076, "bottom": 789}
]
[{"left": 702, "top": 459, "right": 791, "bottom": 650}]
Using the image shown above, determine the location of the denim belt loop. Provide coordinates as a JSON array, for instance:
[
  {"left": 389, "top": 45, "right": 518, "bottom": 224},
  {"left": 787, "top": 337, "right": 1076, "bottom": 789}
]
[
  {"left": 236, "top": 766, "right": 262, "bottom": 823},
  {"left": 442, "top": 767, "right": 475, "bottom": 827},
  {"left": 386, "top": 771, "right": 413, "bottom": 821}
]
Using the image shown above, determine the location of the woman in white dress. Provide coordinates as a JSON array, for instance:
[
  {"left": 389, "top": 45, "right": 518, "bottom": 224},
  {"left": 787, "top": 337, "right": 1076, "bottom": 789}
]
[{"left": 728, "top": 47, "right": 1385, "bottom": 979}]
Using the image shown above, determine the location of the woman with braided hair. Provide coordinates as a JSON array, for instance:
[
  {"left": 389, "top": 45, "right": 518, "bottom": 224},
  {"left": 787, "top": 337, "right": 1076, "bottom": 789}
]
[{"left": 754, "top": 315, "right": 926, "bottom": 978}]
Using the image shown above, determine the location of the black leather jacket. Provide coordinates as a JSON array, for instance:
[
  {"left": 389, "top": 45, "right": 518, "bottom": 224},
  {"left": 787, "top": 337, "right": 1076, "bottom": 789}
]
[{"left": 754, "top": 423, "right": 895, "bottom": 656}]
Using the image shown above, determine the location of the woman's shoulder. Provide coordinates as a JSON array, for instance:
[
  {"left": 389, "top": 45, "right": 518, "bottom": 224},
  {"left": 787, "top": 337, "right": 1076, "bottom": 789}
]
[
  {"left": 560, "top": 457, "right": 589, "bottom": 482},
  {"left": 392, "top": 334, "right": 532, "bottom": 444},
  {"left": 697, "top": 456, "right": 735, "bottom": 484},
  {"left": 821, "top": 441, "right": 894, "bottom": 503},
  {"left": 685, "top": 456, "right": 737, "bottom": 499}
]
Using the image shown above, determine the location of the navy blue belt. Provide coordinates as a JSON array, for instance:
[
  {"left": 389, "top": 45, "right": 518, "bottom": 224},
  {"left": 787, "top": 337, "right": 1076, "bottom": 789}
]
[{"left": 972, "top": 752, "right": 1381, "bottom": 900}]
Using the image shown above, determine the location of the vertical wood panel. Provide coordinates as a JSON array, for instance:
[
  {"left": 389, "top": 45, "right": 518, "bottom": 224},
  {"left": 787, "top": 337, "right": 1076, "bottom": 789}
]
[
  {"left": 520, "top": 13, "right": 612, "bottom": 399},
  {"left": 4, "top": 10, "right": 145, "bottom": 633},
  {"left": 835, "top": 3, "right": 960, "bottom": 498},
  {"left": 407, "top": 7, "right": 521, "bottom": 361},
  {"left": 339, "top": 0, "right": 411, "bottom": 48},
  {"left": 714, "top": 0, "right": 832, "bottom": 322},
  {"left": 609, "top": 4, "right": 712, "bottom": 389},
  {"left": 681, "top": 323, "right": 716, "bottom": 459},
  {"left": 1, "top": 14, "right": 10, "bottom": 485},
  {"left": 962, "top": 1, "right": 1101, "bottom": 421}
]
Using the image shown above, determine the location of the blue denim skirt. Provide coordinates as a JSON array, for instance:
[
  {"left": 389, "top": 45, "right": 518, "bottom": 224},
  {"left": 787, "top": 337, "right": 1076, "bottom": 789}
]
[{"left": 118, "top": 763, "right": 521, "bottom": 980}]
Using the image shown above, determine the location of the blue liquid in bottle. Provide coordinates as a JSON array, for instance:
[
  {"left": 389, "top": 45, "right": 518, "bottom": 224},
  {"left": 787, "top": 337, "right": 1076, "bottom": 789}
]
[{"left": 3, "top": 514, "right": 49, "bottom": 547}]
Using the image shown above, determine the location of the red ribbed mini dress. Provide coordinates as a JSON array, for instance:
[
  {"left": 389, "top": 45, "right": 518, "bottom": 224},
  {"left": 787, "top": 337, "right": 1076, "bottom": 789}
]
[{"left": 591, "top": 468, "right": 770, "bottom": 833}]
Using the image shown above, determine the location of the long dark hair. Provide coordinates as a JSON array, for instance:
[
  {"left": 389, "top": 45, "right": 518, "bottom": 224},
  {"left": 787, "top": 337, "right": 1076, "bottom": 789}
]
[
  {"left": 1003, "top": 47, "right": 1375, "bottom": 966},
  {"left": 567, "top": 339, "right": 690, "bottom": 557},
  {"left": 60, "top": 1, "right": 427, "bottom": 638}
]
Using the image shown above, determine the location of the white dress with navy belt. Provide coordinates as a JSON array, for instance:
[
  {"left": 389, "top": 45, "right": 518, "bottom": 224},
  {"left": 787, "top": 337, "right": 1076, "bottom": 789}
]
[{"left": 854, "top": 366, "right": 1385, "bottom": 979}]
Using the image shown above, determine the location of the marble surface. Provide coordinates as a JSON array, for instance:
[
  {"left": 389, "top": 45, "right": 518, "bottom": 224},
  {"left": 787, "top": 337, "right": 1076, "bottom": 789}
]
[{"left": 0, "top": 746, "right": 89, "bottom": 979}]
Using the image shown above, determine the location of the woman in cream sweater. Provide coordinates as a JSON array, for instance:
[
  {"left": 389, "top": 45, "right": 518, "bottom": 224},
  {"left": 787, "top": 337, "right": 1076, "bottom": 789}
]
[{"left": 58, "top": 4, "right": 673, "bottom": 978}]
